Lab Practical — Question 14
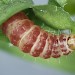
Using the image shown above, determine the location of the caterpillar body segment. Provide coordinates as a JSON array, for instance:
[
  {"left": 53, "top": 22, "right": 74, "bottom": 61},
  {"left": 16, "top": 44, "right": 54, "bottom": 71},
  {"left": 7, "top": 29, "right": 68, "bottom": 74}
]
[{"left": 2, "top": 12, "right": 75, "bottom": 59}]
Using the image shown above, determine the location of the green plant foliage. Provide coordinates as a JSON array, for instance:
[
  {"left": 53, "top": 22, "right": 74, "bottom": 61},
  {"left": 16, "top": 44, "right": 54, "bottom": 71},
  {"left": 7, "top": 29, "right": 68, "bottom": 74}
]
[
  {"left": 0, "top": 0, "right": 75, "bottom": 73},
  {"left": 64, "top": 0, "right": 75, "bottom": 15},
  {"left": 0, "top": 0, "right": 33, "bottom": 25},
  {"left": 33, "top": 3, "right": 73, "bottom": 30},
  {"left": 55, "top": 0, "right": 67, "bottom": 7}
]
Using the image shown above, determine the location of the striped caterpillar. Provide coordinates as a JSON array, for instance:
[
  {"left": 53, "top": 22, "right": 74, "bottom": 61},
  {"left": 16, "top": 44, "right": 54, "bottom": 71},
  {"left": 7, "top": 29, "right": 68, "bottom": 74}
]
[{"left": 2, "top": 12, "right": 75, "bottom": 59}]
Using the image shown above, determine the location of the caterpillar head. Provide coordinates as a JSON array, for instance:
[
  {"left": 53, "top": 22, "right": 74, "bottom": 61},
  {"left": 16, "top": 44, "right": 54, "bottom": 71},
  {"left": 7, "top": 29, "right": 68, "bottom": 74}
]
[{"left": 68, "top": 35, "right": 75, "bottom": 50}]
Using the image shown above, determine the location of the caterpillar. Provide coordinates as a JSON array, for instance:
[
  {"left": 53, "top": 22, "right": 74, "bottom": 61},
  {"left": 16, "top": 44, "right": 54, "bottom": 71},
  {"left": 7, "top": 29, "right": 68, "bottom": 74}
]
[{"left": 2, "top": 12, "right": 75, "bottom": 59}]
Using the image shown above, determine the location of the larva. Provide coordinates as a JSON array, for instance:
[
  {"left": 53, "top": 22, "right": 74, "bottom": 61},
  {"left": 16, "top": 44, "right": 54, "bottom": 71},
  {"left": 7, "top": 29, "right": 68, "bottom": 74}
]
[{"left": 2, "top": 12, "right": 75, "bottom": 59}]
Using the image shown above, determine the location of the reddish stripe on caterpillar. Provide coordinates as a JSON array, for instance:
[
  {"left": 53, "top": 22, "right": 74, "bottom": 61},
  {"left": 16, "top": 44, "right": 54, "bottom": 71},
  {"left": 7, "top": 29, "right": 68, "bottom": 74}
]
[
  {"left": 10, "top": 19, "right": 34, "bottom": 46},
  {"left": 2, "top": 12, "right": 28, "bottom": 34},
  {"left": 2, "top": 12, "right": 75, "bottom": 59}
]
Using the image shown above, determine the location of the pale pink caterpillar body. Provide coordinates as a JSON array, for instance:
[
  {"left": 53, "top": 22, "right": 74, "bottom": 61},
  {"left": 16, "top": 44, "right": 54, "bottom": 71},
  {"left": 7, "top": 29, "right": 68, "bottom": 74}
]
[{"left": 2, "top": 12, "right": 75, "bottom": 59}]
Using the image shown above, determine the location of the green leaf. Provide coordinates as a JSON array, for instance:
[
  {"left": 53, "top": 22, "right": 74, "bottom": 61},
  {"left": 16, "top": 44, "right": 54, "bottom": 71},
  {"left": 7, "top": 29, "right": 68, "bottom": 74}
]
[
  {"left": 55, "top": 0, "right": 67, "bottom": 7},
  {"left": 24, "top": 8, "right": 58, "bottom": 34},
  {"left": 0, "top": 21, "right": 75, "bottom": 72},
  {"left": 0, "top": 34, "right": 75, "bottom": 72},
  {"left": 0, "top": 0, "right": 33, "bottom": 25},
  {"left": 0, "top": 0, "right": 75, "bottom": 73},
  {"left": 48, "top": 0, "right": 60, "bottom": 7},
  {"left": 64, "top": 0, "right": 75, "bottom": 15},
  {"left": 2, "top": 0, "right": 10, "bottom": 4},
  {"left": 48, "top": 0, "right": 67, "bottom": 7},
  {"left": 33, "top": 4, "right": 73, "bottom": 30}
]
